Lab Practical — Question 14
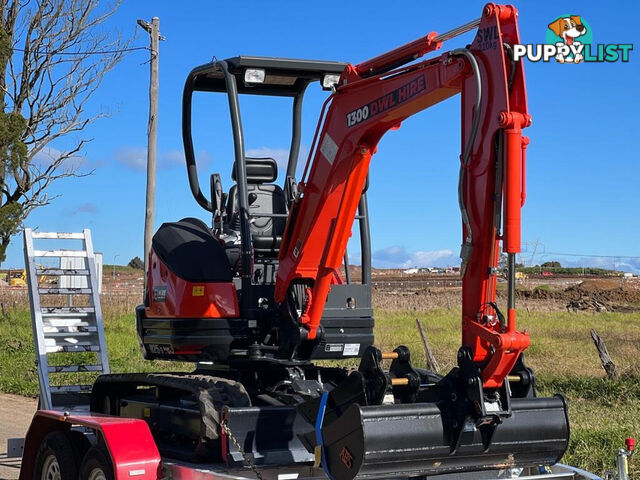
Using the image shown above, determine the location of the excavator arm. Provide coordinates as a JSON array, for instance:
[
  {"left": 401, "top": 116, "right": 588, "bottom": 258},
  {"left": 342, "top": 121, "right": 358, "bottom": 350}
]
[{"left": 275, "top": 3, "right": 530, "bottom": 389}]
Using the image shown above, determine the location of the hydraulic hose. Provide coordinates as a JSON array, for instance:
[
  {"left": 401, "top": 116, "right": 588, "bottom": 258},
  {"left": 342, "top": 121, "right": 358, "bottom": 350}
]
[{"left": 451, "top": 48, "right": 482, "bottom": 271}]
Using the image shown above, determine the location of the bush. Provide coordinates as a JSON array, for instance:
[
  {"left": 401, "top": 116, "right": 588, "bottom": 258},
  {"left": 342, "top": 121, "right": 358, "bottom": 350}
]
[
  {"left": 128, "top": 256, "right": 144, "bottom": 269},
  {"left": 542, "top": 261, "right": 562, "bottom": 268}
]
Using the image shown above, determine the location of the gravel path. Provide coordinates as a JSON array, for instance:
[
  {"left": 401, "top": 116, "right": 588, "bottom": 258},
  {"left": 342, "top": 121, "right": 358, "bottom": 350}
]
[{"left": 0, "top": 394, "right": 37, "bottom": 480}]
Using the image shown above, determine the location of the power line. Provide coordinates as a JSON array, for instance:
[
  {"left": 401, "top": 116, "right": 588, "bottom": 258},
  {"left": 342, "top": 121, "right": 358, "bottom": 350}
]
[
  {"left": 541, "top": 251, "right": 640, "bottom": 260},
  {"left": 12, "top": 45, "right": 151, "bottom": 55}
]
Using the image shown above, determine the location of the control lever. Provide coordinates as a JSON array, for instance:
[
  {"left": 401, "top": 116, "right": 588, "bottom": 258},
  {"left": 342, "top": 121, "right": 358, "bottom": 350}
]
[
  {"left": 210, "top": 173, "right": 224, "bottom": 232},
  {"left": 285, "top": 175, "right": 298, "bottom": 209}
]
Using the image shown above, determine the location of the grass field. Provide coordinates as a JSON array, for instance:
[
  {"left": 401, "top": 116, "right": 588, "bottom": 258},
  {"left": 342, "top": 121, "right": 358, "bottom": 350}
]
[{"left": 0, "top": 295, "right": 638, "bottom": 477}]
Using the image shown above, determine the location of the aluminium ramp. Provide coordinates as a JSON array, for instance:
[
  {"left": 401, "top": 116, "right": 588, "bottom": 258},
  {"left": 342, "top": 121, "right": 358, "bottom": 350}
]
[{"left": 23, "top": 228, "right": 109, "bottom": 411}]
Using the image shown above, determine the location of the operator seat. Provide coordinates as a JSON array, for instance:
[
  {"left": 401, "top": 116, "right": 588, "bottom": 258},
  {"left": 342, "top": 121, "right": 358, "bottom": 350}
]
[{"left": 226, "top": 157, "right": 287, "bottom": 256}]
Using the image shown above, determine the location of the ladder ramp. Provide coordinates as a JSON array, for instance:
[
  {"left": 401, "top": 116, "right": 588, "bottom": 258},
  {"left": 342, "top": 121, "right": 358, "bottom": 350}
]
[{"left": 23, "top": 228, "right": 109, "bottom": 411}]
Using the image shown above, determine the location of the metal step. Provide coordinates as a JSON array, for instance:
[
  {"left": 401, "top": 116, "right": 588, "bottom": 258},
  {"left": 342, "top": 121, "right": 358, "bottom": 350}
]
[
  {"left": 43, "top": 325, "right": 96, "bottom": 334},
  {"left": 33, "top": 249, "right": 88, "bottom": 257},
  {"left": 46, "top": 344, "right": 101, "bottom": 353},
  {"left": 42, "top": 315, "right": 95, "bottom": 327},
  {"left": 43, "top": 323, "right": 93, "bottom": 331},
  {"left": 41, "top": 307, "right": 95, "bottom": 315},
  {"left": 38, "top": 287, "right": 92, "bottom": 295},
  {"left": 44, "top": 329, "right": 97, "bottom": 337},
  {"left": 45, "top": 337, "right": 97, "bottom": 346},
  {"left": 36, "top": 268, "right": 89, "bottom": 276},
  {"left": 50, "top": 392, "right": 91, "bottom": 409},
  {"left": 31, "top": 232, "right": 85, "bottom": 240},
  {"left": 50, "top": 385, "right": 93, "bottom": 393},
  {"left": 48, "top": 365, "right": 104, "bottom": 373}
]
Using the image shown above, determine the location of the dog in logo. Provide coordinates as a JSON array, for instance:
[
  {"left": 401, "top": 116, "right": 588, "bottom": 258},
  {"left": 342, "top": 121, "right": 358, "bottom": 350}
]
[{"left": 548, "top": 15, "right": 587, "bottom": 63}]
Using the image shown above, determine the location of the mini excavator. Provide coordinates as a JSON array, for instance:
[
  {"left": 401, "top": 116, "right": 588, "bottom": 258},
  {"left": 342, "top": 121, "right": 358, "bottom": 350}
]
[{"left": 90, "top": 4, "right": 570, "bottom": 479}]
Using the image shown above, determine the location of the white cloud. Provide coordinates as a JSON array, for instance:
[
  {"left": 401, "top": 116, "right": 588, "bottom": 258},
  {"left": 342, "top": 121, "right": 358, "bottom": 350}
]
[
  {"left": 245, "top": 145, "right": 310, "bottom": 175},
  {"left": 372, "top": 245, "right": 459, "bottom": 269},
  {"left": 70, "top": 202, "right": 99, "bottom": 215},
  {"left": 33, "top": 146, "right": 84, "bottom": 170},
  {"left": 195, "top": 150, "right": 213, "bottom": 169},
  {"left": 245, "top": 147, "right": 290, "bottom": 171},
  {"left": 116, "top": 147, "right": 213, "bottom": 171},
  {"left": 116, "top": 147, "right": 146, "bottom": 170},
  {"left": 161, "top": 149, "right": 185, "bottom": 168}
]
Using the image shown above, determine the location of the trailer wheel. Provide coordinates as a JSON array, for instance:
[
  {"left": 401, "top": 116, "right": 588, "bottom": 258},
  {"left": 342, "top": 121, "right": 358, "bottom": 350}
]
[
  {"left": 33, "top": 431, "right": 79, "bottom": 480},
  {"left": 79, "top": 447, "right": 114, "bottom": 480}
]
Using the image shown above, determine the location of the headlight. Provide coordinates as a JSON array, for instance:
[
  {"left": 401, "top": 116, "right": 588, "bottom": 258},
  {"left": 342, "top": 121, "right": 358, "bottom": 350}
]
[
  {"left": 322, "top": 74, "right": 340, "bottom": 90},
  {"left": 244, "top": 68, "right": 266, "bottom": 84}
]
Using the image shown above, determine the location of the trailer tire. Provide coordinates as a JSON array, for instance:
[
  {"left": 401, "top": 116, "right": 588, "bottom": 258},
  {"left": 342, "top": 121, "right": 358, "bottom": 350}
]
[
  {"left": 67, "top": 430, "right": 91, "bottom": 463},
  {"left": 79, "top": 447, "right": 114, "bottom": 480},
  {"left": 33, "top": 431, "right": 79, "bottom": 480}
]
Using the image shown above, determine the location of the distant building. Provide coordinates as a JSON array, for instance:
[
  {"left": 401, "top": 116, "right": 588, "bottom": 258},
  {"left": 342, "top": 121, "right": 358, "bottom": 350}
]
[{"left": 403, "top": 267, "right": 419, "bottom": 274}]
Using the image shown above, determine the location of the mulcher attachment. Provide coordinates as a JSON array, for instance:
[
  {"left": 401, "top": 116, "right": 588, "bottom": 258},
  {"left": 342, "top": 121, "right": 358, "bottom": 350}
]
[{"left": 299, "top": 346, "right": 570, "bottom": 480}]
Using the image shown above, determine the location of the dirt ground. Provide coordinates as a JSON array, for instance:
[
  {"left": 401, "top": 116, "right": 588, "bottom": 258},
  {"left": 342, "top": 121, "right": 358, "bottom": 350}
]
[
  {"left": 372, "top": 275, "right": 640, "bottom": 312},
  {"left": 0, "top": 394, "right": 36, "bottom": 480}
]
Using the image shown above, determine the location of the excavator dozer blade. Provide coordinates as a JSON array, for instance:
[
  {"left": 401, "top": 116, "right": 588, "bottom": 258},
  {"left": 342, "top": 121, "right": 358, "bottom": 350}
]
[{"left": 318, "top": 395, "right": 569, "bottom": 480}]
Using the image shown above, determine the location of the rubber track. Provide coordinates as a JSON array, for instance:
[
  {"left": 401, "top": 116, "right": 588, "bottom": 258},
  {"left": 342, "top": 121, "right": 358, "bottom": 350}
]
[{"left": 91, "top": 372, "right": 250, "bottom": 442}]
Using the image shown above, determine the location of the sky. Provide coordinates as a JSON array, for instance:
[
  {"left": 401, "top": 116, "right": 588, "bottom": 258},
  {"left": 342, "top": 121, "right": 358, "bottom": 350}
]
[{"left": 5, "top": 0, "right": 640, "bottom": 273}]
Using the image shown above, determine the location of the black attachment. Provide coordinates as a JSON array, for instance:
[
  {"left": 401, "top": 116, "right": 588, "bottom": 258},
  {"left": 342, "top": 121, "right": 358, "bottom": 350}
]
[
  {"left": 508, "top": 353, "right": 536, "bottom": 399},
  {"left": 210, "top": 173, "right": 224, "bottom": 232},
  {"left": 318, "top": 395, "right": 569, "bottom": 480},
  {"left": 388, "top": 346, "right": 421, "bottom": 403},
  {"left": 297, "top": 371, "right": 368, "bottom": 452},
  {"left": 294, "top": 345, "right": 569, "bottom": 480},
  {"left": 285, "top": 175, "right": 298, "bottom": 208},
  {"left": 223, "top": 405, "right": 315, "bottom": 466},
  {"left": 418, "top": 347, "right": 512, "bottom": 452},
  {"left": 357, "top": 346, "right": 388, "bottom": 405}
]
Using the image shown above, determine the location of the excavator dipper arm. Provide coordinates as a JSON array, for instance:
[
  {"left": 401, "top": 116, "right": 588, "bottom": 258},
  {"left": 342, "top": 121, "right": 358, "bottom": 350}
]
[{"left": 275, "top": 3, "right": 530, "bottom": 389}]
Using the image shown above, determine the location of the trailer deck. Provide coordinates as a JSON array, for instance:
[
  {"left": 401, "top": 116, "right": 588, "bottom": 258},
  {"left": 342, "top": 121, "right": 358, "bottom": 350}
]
[
  {"left": 161, "top": 461, "right": 602, "bottom": 480},
  {"left": 18, "top": 408, "right": 602, "bottom": 480}
]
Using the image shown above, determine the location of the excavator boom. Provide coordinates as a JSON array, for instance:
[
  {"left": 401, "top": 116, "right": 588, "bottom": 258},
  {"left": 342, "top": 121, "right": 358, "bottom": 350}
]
[{"left": 275, "top": 3, "right": 530, "bottom": 389}]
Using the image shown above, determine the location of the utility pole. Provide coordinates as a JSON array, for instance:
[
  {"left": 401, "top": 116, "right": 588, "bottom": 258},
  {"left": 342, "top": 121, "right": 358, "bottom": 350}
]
[
  {"left": 137, "top": 17, "right": 162, "bottom": 287},
  {"left": 112, "top": 254, "right": 120, "bottom": 280}
]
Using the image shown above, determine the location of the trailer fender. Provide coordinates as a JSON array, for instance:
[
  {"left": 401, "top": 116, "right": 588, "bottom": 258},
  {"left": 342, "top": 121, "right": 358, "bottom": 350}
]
[{"left": 20, "top": 410, "right": 161, "bottom": 480}]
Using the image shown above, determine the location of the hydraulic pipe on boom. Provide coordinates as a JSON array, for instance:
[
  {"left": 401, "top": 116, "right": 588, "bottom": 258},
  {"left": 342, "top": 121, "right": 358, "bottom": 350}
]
[{"left": 275, "top": 2, "right": 530, "bottom": 389}]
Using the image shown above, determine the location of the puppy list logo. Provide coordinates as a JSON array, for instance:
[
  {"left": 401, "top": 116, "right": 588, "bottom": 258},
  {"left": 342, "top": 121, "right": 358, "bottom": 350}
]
[{"left": 513, "top": 15, "right": 632, "bottom": 63}]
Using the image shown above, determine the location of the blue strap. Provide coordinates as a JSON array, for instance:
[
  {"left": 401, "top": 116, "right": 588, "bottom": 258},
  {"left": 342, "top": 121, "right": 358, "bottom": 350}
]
[{"left": 315, "top": 392, "right": 334, "bottom": 480}]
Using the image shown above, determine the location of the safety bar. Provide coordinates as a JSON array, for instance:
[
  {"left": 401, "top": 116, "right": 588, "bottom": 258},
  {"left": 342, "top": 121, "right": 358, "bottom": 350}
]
[{"left": 182, "top": 64, "right": 216, "bottom": 212}]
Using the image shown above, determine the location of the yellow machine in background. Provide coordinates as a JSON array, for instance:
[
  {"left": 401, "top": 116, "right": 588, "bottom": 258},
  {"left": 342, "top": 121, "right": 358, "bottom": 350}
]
[
  {"left": 7, "top": 269, "right": 26, "bottom": 287},
  {"left": 2, "top": 266, "right": 57, "bottom": 287}
]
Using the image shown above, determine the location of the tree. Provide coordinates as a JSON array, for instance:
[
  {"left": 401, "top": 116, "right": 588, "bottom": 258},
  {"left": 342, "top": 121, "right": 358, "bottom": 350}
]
[
  {"left": 498, "top": 252, "right": 508, "bottom": 271},
  {"left": 0, "top": 0, "right": 132, "bottom": 262},
  {"left": 128, "top": 256, "right": 143, "bottom": 269},
  {"left": 541, "top": 261, "right": 562, "bottom": 268}
]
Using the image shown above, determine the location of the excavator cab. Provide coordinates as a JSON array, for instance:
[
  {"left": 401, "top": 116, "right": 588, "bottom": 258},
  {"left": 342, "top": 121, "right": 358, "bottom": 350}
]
[{"left": 136, "top": 56, "right": 375, "bottom": 364}]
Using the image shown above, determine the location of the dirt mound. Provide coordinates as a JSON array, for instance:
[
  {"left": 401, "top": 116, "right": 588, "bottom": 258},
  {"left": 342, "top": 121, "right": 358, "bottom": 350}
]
[
  {"left": 564, "top": 281, "right": 640, "bottom": 312},
  {"left": 516, "top": 279, "right": 640, "bottom": 312}
]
